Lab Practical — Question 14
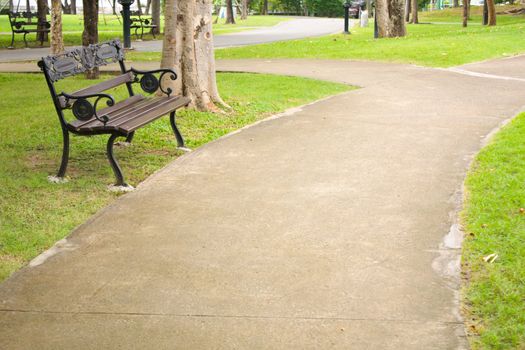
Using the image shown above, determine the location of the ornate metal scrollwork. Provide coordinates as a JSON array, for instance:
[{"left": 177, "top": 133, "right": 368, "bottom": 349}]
[
  {"left": 140, "top": 73, "right": 159, "bottom": 93},
  {"left": 40, "top": 49, "right": 87, "bottom": 83},
  {"left": 61, "top": 92, "right": 115, "bottom": 125},
  {"left": 130, "top": 68, "right": 178, "bottom": 97}
]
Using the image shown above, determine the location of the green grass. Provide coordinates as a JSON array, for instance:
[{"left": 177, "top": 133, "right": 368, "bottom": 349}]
[
  {"left": 462, "top": 113, "right": 525, "bottom": 349},
  {"left": 0, "top": 14, "right": 290, "bottom": 49},
  {"left": 207, "top": 7, "right": 525, "bottom": 67},
  {"left": 0, "top": 72, "right": 350, "bottom": 281}
]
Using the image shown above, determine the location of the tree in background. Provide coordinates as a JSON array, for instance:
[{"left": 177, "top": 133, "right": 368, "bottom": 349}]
[
  {"left": 161, "top": 0, "right": 225, "bottom": 111},
  {"left": 376, "top": 0, "right": 406, "bottom": 37},
  {"left": 405, "top": 0, "right": 411, "bottom": 22},
  {"left": 226, "top": 0, "right": 236, "bottom": 23},
  {"left": 487, "top": 0, "right": 496, "bottom": 25},
  {"left": 410, "top": 0, "right": 418, "bottom": 23},
  {"left": 241, "top": 0, "right": 249, "bottom": 19},
  {"left": 262, "top": 0, "right": 268, "bottom": 14},
  {"left": 37, "top": 0, "right": 48, "bottom": 43},
  {"left": 82, "top": 0, "right": 98, "bottom": 79},
  {"left": 50, "top": 0, "right": 63, "bottom": 54},
  {"left": 151, "top": 0, "right": 160, "bottom": 34},
  {"left": 462, "top": 0, "right": 468, "bottom": 26}
]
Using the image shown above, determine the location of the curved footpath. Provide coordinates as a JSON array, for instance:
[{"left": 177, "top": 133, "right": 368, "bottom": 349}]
[{"left": 1, "top": 57, "right": 525, "bottom": 349}]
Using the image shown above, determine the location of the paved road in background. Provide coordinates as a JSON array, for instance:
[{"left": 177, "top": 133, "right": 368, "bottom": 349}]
[
  {"left": 2, "top": 56, "right": 525, "bottom": 348},
  {"left": 0, "top": 17, "right": 342, "bottom": 63}
]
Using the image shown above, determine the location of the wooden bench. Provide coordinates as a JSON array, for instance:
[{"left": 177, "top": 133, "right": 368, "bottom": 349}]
[
  {"left": 38, "top": 39, "right": 191, "bottom": 187},
  {"left": 8, "top": 11, "right": 50, "bottom": 48},
  {"left": 121, "top": 10, "right": 158, "bottom": 40}
]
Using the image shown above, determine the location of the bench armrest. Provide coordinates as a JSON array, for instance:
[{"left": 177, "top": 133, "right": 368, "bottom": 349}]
[
  {"left": 128, "top": 67, "right": 178, "bottom": 97},
  {"left": 60, "top": 92, "right": 115, "bottom": 125}
]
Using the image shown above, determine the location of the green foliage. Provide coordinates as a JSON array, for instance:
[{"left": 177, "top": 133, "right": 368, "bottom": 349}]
[
  {"left": 304, "top": 0, "right": 345, "bottom": 17},
  {"left": 0, "top": 72, "right": 350, "bottom": 281},
  {"left": 462, "top": 113, "right": 525, "bottom": 349}
]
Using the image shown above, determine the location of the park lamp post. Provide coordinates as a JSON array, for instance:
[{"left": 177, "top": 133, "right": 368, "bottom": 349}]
[
  {"left": 343, "top": 1, "right": 351, "bottom": 34},
  {"left": 118, "top": 0, "right": 134, "bottom": 49}
]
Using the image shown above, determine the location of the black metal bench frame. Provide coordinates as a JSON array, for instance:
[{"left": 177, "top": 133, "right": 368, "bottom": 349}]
[
  {"left": 8, "top": 11, "right": 50, "bottom": 48},
  {"left": 38, "top": 39, "right": 190, "bottom": 187},
  {"left": 121, "top": 10, "right": 158, "bottom": 40}
]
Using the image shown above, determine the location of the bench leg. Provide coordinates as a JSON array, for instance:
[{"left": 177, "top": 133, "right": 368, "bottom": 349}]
[
  {"left": 125, "top": 132, "right": 135, "bottom": 143},
  {"left": 57, "top": 128, "right": 70, "bottom": 178},
  {"left": 9, "top": 32, "right": 15, "bottom": 48},
  {"left": 23, "top": 32, "right": 28, "bottom": 48},
  {"left": 107, "top": 134, "right": 127, "bottom": 186},
  {"left": 170, "top": 111, "right": 186, "bottom": 148}
]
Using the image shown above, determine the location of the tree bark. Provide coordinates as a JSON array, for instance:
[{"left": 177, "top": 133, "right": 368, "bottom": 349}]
[
  {"left": 37, "top": 0, "right": 48, "bottom": 43},
  {"left": 462, "top": 0, "right": 468, "bottom": 26},
  {"left": 405, "top": 0, "right": 411, "bottom": 22},
  {"left": 70, "top": 0, "right": 76, "bottom": 14},
  {"left": 136, "top": 0, "right": 142, "bottom": 14},
  {"left": 145, "top": 0, "right": 151, "bottom": 15},
  {"left": 50, "top": 0, "right": 64, "bottom": 54},
  {"left": 241, "top": 0, "right": 249, "bottom": 20},
  {"left": 9, "top": 0, "right": 13, "bottom": 11},
  {"left": 82, "top": 0, "right": 99, "bottom": 79},
  {"left": 376, "top": 0, "right": 406, "bottom": 38},
  {"left": 262, "top": 0, "right": 268, "bottom": 15},
  {"left": 487, "top": 0, "right": 496, "bottom": 25},
  {"left": 161, "top": 0, "right": 225, "bottom": 111},
  {"left": 453, "top": 0, "right": 459, "bottom": 7},
  {"left": 226, "top": 0, "right": 236, "bottom": 24},
  {"left": 410, "top": 0, "right": 418, "bottom": 23},
  {"left": 112, "top": 0, "right": 117, "bottom": 15},
  {"left": 151, "top": 0, "right": 160, "bottom": 34}
]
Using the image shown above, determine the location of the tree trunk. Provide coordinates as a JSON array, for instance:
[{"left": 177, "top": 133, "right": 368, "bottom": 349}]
[
  {"left": 410, "top": 0, "right": 418, "bottom": 23},
  {"left": 82, "top": 0, "right": 99, "bottom": 79},
  {"left": 376, "top": 0, "right": 406, "bottom": 37},
  {"left": 161, "top": 0, "right": 225, "bottom": 111},
  {"left": 70, "top": 0, "right": 76, "bottom": 14},
  {"left": 462, "top": 0, "right": 468, "bottom": 26},
  {"left": 145, "top": 0, "right": 151, "bottom": 15},
  {"left": 37, "top": 0, "right": 48, "bottom": 43},
  {"left": 241, "top": 0, "right": 248, "bottom": 20},
  {"left": 136, "top": 0, "right": 142, "bottom": 14},
  {"left": 112, "top": 0, "right": 117, "bottom": 15},
  {"left": 50, "top": 0, "right": 64, "bottom": 54},
  {"left": 487, "top": 0, "right": 496, "bottom": 25},
  {"left": 405, "top": 0, "right": 411, "bottom": 22},
  {"left": 151, "top": 0, "right": 160, "bottom": 34},
  {"left": 453, "top": 0, "right": 459, "bottom": 7},
  {"left": 226, "top": 0, "right": 235, "bottom": 24},
  {"left": 9, "top": 0, "right": 13, "bottom": 11},
  {"left": 262, "top": 0, "right": 268, "bottom": 15}
]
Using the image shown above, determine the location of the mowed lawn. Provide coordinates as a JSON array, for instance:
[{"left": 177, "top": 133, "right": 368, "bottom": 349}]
[
  {"left": 462, "top": 113, "right": 525, "bottom": 349},
  {"left": 0, "top": 14, "right": 291, "bottom": 49},
  {"left": 210, "top": 7, "right": 525, "bottom": 67},
  {"left": 0, "top": 72, "right": 350, "bottom": 281}
]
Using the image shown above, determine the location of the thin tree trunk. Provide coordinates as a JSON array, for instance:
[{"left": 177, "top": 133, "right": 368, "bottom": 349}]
[
  {"left": 112, "top": 0, "right": 117, "bottom": 15},
  {"left": 226, "top": 0, "right": 235, "bottom": 24},
  {"left": 487, "top": 0, "right": 496, "bottom": 25},
  {"left": 9, "top": 0, "right": 13, "bottom": 11},
  {"left": 70, "top": 0, "right": 76, "bottom": 14},
  {"left": 151, "top": 0, "right": 160, "bottom": 35},
  {"left": 37, "top": 0, "right": 48, "bottom": 42},
  {"left": 405, "top": 0, "right": 411, "bottom": 22},
  {"left": 50, "top": 0, "right": 64, "bottom": 54},
  {"left": 453, "top": 0, "right": 459, "bottom": 7},
  {"left": 376, "top": 0, "right": 406, "bottom": 37},
  {"left": 161, "top": 0, "right": 225, "bottom": 111},
  {"left": 136, "top": 0, "right": 142, "bottom": 14},
  {"left": 82, "top": 0, "right": 99, "bottom": 79},
  {"left": 262, "top": 0, "right": 268, "bottom": 15},
  {"left": 462, "top": 0, "right": 468, "bottom": 26},
  {"left": 241, "top": 0, "right": 248, "bottom": 20},
  {"left": 410, "top": 0, "right": 418, "bottom": 23},
  {"left": 145, "top": 0, "right": 151, "bottom": 15}
]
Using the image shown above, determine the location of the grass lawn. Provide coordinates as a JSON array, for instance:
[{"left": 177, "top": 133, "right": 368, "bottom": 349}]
[
  {"left": 462, "top": 113, "right": 525, "bottom": 349},
  {"left": 207, "top": 7, "right": 525, "bottom": 67},
  {"left": 0, "top": 14, "right": 290, "bottom": 49},
  {"left": 0, "top": 72, "right": 350, "bottom": 282}
]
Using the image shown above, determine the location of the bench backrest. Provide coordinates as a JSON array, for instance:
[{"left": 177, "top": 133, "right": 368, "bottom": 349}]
[{"left": 39, "top": 39, "right": 125, "bottom": 83}]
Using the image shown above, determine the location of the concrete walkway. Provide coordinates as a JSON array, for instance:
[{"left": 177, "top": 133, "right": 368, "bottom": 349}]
[
  {"left": 0, "top": 17, "right": 342, "bottom": 63},
  {"left": 1, "top": 57, "right": 525, "bottom": 349}
]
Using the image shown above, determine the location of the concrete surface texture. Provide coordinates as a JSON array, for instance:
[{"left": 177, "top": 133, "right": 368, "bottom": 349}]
[
  {"left": 0, "top": 17, "right": 342, "bottom": 63},
  {"left": 1, "top": 56, "right": 525, "bottom": 349}
]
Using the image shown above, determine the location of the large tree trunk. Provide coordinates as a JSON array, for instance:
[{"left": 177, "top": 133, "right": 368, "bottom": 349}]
[
  {"left": 50, "top": 0, "right": 63, "bottom": 54},
  {"left": 241, "top": 0, "right": 249, "bottom": 20},
  {"left": 36, "top": 0, "right": 48, "bottom": 43},
  {"left": 262, "top": 0, "right": 268, "bottom": 15},
  {"left": 82, "top": 0, "right": 99, "bottom": 79},
  {"left": 151, "top": 0, "right": 160, "bottom": 34},
  {"left": 376, "top": 0, "right": 406, "bottom": 37},
  {"left": 70, "top": 0, "right": 76, "bottom": 14},
  {"left": 462, "top": 0, "right": 468, "bottom": 26},
  {"left": 226, "top": 0, "right": 236, "bottom": 24},
  {"left": 405, "top": 0, "right": 411, "bottom": 22},
  {"left": 161, "top": 0, "right": 225, "bottom": 111},
  {"left": 487, "top": 0, "right": 496, "bottom": 25},
  {"left": 410, "top": 0, "right": 418, "bottom": 23}
]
